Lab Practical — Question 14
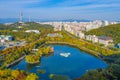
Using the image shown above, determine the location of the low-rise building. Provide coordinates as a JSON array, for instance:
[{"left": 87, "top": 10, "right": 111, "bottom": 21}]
[
  {"left": 12, "top": 30, "right": 18, "bottom": 32},
  {"left": 5, "top": 36, "right": 14, "bottom": 41},
  {"left": 0, "top": 46, "right": 6, "bottom": 50},
  {"left": 25, "top": 30, "right": 40, "bottom": 34},
  {"left": 47, "top": 33, "right": 63, "bottom": 38},
  {"left": 115, "top": 43, "right": 120, "bottom": 48},
  {"left": 85, "top": 35, "right": 113, "bottom": 46},
  {"left": 98, "top": 36, "right": 113, "bottom": 46},
  {"left": 0, "top": 35, "right": 14, "bottom": 43}
]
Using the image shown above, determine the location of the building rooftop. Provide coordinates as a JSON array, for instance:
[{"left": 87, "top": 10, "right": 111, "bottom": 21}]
[
  {"left": 47, "top": 33, "right": 63, "bottom": 37},
  {"left": 98, "top": 36, "right": 113, "bottom": 40}
]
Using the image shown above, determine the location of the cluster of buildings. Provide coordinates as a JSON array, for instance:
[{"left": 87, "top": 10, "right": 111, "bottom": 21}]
[
  {"left": 0, "top": 35, "right": 26, "bottom": 50},
  {"left": 0, "top": 35, "right": 14, "bottom": 50},
  {"left": 0, "top": 35, "right": 14, "bottom": 43},
  {"left": 40, "top": 20, "right": 118, "bottom": 32},
  {"left": 85, "top": 35, "right": 113, "bottom": 46},
  {"left": 0, "top": 41, "right": 26, "bottom": 50},
  {"left": 40, "top": 20, "right": 119, "bottom": 47}
]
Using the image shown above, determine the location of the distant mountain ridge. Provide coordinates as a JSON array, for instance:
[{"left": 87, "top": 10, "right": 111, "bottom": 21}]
[
  {"left": 0, "top": 18, "right": 27, "bottom": 23},
  {"left": 0, "top": 18, "right": 92, "bottom": 23}
]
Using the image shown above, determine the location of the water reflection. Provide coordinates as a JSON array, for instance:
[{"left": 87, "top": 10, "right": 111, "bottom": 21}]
[
  {"left": 26, "top": 62, "right": 41, "bottom": 71},
  {"left": 12, "top": 45, "right": 107, "bottom": 80}
]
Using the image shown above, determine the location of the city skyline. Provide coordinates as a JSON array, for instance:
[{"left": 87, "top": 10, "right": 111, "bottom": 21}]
[{"left": 0, "top": 0, "right": 120, "bottom": 21}]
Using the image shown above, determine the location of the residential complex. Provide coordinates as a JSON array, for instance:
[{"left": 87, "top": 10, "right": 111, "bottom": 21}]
[
  {"left": 40, "top": 20, "right": 118, "bottom": 32},
  {"left": 40, "top": 20, "right": 118, "bottom": 46},
  {"left": 86, "top": 35, "right": 113, "bottom": 46}
]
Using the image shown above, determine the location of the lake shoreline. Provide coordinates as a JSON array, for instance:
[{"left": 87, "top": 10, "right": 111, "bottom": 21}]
[
  {"left": 11, "top": 44, "right": 107, "bottom": 80},
  {"left": 6, "top": 55, "right": 26, "bottom": 68},
  {"left": 46, "top": 41, "right": 100, "bottom": 57},
  {"left": 5, "top": 41, "right": 102, "bottom": 69}
]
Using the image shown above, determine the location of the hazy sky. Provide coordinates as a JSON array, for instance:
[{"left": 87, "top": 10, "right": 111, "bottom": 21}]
[{"left": 0, "top": 0, "right": 120, "bottom": 21}]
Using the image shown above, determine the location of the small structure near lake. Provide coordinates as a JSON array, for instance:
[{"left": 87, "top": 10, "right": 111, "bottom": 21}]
[
  {"left": 50, "top": 47, "right": 54, "bottom": 53},
  {"left": 47, "top": 33, "right": 63, "bottom": 38}
]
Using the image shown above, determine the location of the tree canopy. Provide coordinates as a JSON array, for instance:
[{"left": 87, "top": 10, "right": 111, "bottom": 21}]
[{"left": 85, "top": 24, "right": 120, "bottom": 43}]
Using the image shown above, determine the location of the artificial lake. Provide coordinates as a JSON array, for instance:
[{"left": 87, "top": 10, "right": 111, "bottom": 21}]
[{"left": 12, "top": 45, "right": 107, "bottom": 80}]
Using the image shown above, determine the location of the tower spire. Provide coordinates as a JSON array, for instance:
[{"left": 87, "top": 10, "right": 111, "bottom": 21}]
[{"left": 19, "top": 11, "right": 22, "bottom": 23}]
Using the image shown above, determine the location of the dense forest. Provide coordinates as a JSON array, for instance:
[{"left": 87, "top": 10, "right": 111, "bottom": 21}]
[
  {"left": 85, "top": 24, "right": 120, "bottom": 43},
  {"left": 0, "top": 69, "right": 38, "bottom": 80}
]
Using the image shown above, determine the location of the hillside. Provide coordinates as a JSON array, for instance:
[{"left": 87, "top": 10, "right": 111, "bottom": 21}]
[
  {"left": 85, "top": 24, "right": 120, "bottom": 43},
  {"left": 0, "top": 22, "right": 53, "bottom": 30},
  {"left": 0, "top": 22, "right": 54, "bottom": 42}
]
